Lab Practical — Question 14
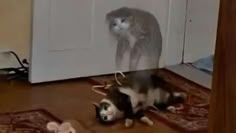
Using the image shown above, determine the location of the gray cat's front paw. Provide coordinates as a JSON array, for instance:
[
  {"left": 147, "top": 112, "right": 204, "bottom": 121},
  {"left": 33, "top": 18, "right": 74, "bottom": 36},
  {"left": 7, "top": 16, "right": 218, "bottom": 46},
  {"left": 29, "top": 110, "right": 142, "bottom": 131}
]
[
  {"left": 140, "top": 116, "right": 154, "bottom": 126},
  {"left": 125, "top": 119, "right": 134, "bottom": 128}
]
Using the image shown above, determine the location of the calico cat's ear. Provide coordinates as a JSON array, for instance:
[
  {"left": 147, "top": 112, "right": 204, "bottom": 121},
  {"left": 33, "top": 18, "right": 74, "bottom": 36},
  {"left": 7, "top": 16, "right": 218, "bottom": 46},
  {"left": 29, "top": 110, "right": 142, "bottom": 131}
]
[
  {"left": 92, "top": 102, "right": 99, "bottom": 108},
  {"left": 92, "top": 102, "right": 100, "bottom": 118}
]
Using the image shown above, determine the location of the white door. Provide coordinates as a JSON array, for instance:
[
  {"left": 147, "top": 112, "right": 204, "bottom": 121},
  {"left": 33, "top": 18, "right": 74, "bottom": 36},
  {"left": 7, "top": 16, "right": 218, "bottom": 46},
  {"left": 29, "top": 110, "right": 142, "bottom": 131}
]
[
  {"left": 183, "top": 0, "right": 220, "bottom": 62},
  {"left": 30, "top": 0, "right": 187, "bottom": 83}
]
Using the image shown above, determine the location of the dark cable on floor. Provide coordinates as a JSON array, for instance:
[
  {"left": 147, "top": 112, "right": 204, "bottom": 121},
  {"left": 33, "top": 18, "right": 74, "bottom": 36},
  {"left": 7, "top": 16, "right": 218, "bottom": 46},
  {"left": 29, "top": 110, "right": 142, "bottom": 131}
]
[{"left": 0, "top": 51, "right": 29, "bottom": 80}]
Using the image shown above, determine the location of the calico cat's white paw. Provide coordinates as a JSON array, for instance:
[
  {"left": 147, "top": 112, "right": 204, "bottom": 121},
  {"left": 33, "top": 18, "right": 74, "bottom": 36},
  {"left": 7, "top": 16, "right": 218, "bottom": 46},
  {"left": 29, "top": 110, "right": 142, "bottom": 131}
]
[
  {"left": 125, "top": 119, "right": 134, "bottom": 128},
  {"left": 140, "top": 116, "right": 154, "bottom": 126}
]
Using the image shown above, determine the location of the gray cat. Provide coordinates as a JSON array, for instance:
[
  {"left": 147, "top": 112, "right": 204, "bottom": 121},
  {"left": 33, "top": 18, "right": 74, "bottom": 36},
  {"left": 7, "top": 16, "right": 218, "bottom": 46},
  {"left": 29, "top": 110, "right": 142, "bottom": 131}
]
[{"left": 106, "top": 7, "right": 162, "bottom": 71}]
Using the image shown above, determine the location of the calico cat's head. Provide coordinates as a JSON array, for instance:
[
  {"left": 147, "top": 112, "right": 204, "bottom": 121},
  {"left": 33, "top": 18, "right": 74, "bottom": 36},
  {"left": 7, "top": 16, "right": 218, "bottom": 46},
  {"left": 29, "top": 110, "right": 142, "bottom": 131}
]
[
  {"left": 93, "top": 99, "right": 123, "bottom": 124},
  {"left": 106, "top": 7, "right": 134, "bottom": 34}
]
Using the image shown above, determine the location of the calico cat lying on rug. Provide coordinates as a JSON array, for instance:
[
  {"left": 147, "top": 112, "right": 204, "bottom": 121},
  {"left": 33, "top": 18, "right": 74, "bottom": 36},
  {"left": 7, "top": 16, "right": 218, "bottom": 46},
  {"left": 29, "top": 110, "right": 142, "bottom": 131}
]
[{"left": 93, "top": 72, "right": 186, "bottom": 127}]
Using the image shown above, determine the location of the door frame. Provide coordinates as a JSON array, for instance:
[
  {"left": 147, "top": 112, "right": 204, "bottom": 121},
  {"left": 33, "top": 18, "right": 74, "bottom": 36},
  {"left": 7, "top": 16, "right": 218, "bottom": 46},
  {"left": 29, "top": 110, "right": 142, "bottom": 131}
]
[{"left": 208, "top": 0, "right": 236, "bottom": 132}]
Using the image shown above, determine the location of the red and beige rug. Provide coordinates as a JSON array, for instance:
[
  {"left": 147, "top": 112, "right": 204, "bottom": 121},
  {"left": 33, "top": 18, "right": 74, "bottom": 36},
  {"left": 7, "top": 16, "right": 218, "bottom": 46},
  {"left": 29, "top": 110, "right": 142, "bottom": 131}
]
[
  {"left": 89, "top": 69, "right": 210, "bottom": 133},
  {"left": 0, "top": 109, "right": 61, "bottom": 133}
]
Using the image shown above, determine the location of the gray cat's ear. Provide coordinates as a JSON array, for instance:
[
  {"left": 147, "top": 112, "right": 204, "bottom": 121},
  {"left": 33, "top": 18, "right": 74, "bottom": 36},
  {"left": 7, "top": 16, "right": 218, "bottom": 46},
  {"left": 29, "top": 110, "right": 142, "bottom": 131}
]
[
  {"left": 127, "top": 15, "right": 134, "bottom": 21},
  {"left": 106, "top": 13, "right": 112, "bottom": 22}
]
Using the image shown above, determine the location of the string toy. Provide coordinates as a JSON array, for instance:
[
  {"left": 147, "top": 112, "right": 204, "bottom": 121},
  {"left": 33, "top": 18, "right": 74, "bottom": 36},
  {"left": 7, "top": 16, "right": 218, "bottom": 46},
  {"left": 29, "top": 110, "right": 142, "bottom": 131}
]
[
  {"left": 91, "top": 85, "right": 107, "bottom": 96},
  {"left": 115, "top": 71, "right": 126, "bottom": 85},
  {"left": 91, "top": 71, "right": 126, "bottom": 96}
]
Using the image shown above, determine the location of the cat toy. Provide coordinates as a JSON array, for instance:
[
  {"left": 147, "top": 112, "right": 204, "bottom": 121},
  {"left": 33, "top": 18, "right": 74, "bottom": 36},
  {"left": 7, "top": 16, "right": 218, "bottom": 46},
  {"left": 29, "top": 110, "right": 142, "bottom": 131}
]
[
  {"left": 91, "top": 71, "right": 126, "bottom": 96},
  {"left": 47, "top": 120, "right": 91, "bottom": 133}
]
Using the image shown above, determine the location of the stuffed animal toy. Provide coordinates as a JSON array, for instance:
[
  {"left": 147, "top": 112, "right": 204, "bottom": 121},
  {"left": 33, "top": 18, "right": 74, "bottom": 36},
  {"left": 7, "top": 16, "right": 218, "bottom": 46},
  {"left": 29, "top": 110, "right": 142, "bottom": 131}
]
[{"left": 47, "top": 120, "right": 91, "bottom": 133}]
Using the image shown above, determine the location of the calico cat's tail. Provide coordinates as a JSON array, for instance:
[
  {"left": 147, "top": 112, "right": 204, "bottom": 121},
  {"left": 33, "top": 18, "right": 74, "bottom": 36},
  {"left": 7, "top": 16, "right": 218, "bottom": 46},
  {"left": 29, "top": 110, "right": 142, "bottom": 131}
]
[
  {"left": 169, "top": 92, "right": 186, "bottom": 105},
  {"left": 154, "top": 92, "right": 186, "bottom": 111},
  {"left": 151, "top": 74, "right": 186, "bottom": 111}
]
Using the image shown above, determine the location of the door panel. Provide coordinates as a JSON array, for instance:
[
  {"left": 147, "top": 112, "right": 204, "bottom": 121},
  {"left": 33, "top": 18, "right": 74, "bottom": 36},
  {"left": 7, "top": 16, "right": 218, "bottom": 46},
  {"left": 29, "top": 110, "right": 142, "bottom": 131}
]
[
  {"left": 31, "top": 0, "right": 94, "bottom": 83},
  {"left": 184, "top": 0, "right": 220, "bottom": 62},
  {"left": 49, "top": 0, "right": 92, "bottom": 51}
]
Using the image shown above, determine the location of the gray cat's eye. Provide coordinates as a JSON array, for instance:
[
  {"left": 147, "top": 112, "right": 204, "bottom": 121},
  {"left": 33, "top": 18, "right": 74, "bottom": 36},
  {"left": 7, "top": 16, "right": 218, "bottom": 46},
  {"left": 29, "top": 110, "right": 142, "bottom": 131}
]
[{"left": 121, "top": 18, "right": 126, "bottom": 23}]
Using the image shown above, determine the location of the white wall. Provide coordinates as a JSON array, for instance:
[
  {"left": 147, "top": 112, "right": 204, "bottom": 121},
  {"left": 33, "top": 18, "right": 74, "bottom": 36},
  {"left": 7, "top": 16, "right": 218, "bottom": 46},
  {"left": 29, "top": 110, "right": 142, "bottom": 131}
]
[{"left": 0, "top": 0, "right": 31, "bottom": 68}]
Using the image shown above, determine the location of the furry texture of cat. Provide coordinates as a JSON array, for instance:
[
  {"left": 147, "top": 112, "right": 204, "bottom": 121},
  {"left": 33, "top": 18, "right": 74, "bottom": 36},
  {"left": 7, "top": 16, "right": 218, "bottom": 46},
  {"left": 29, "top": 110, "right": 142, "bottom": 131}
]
[
  {"left": 106, "top": 7, "right": 162, "bottom": 71},
  {"left": 93, "top": 72, "right": 185, "bottom": 127}
]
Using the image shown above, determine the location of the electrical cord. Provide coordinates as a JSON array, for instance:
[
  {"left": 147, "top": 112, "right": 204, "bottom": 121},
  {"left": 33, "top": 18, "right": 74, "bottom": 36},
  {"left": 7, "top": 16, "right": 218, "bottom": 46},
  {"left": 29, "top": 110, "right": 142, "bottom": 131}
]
[
  {"left": 8, "top": 51, "right": 27, "bottom": 68},
  {"left": 0, "top": 51, "right": 29, "bottom": 80}
]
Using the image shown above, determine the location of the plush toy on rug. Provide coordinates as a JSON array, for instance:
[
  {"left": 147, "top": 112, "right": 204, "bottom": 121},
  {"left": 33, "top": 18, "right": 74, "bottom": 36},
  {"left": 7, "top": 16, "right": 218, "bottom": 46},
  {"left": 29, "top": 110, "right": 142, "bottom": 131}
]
[{"left": 47, "top": 120, "right": 90, "bottom": 133}]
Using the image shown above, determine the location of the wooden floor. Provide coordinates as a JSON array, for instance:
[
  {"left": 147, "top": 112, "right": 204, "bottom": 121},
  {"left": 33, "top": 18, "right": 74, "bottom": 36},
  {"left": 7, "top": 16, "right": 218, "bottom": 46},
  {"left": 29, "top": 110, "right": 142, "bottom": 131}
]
[{"left": 0, "top": 77, "right": 177, "bottom": 133}]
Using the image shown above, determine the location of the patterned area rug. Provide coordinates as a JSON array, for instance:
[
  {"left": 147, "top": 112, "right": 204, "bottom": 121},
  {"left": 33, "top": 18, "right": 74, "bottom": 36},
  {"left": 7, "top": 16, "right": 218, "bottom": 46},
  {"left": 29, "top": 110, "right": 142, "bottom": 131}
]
[
  {"left": 0, "top": 109, "right": 61, "bottom": 133},
  {"left": 89, "top": 69, "right": 210, "bottom": 133}
]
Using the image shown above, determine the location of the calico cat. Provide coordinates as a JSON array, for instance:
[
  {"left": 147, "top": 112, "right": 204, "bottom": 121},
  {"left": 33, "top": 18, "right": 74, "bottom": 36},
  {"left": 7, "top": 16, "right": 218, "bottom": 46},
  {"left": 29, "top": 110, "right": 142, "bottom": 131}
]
[{"left": 93, "top": 72, "right": 185, "bottom": 127}]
